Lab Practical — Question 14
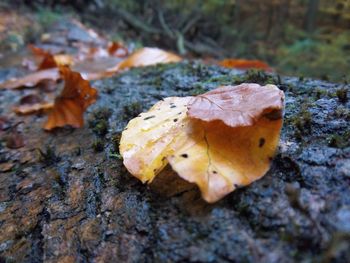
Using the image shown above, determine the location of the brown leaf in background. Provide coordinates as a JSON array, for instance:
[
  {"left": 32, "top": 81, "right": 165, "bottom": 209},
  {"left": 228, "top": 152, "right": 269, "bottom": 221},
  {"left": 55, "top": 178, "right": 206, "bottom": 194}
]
[
  {"left": 44, "top": 67, "right": 98, "bottom": 130},
  {"left": 107, "top": 42, "right": 128, "bottom": 57},
  {"left": 72, "top": 57, "right": 122, "bottom": 80},
  {"left": 19, "top": 94, "right": 42, "bottom": 104},
  {"left": 0, "top": 68, "right": 60, "bottom": 89},
  {"left": 13, "top": 94, "right": 53, "bottom": 115},
  {"left": 116, "top": 47, "right": 182, "bottom": 71},
  {"left": 14, "top": 102, "right": 54, "bottom": 115},
  {"left": 29, "top": 45, "right": 74, "bottom": 70},
  {"left": 219, "top": 59, "right": 272, "bottom": 71},
  {"left": 6, "top": 131, "right": 25, "bottom": 149}
]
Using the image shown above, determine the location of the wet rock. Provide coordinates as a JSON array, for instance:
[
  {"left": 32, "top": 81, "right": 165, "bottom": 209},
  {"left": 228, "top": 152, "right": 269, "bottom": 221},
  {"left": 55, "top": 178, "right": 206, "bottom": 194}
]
[{"left": 0, "top": 63, "right": 349, "bottom": 262}]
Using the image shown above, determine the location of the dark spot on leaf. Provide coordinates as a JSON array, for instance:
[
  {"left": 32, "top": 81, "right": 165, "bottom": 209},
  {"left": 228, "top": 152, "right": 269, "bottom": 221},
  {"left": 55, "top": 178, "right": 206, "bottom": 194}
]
[
  {"left": 173, "top": 118, "right": 178, "bottom": 122},
  {"left": 170, "top": 105, "right": 177, "bottom": 108},
  {"left": 264, "top": 109, "right": 282, "bottom": 120},
  {"left": 213, "top": 170, "right": 217, "bottom": 174},
  {"left": 144, "top": 115, "right": 155, "bottom": 120},
  {"left": 259, "top": 138, "right": 265, "bottom": 148},
  {"left": 181, "top": 153, "right": 188, "bottom": 158}
]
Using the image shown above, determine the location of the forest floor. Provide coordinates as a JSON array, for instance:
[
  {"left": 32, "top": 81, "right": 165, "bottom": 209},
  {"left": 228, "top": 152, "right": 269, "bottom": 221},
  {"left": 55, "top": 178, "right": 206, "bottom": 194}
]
[{"left": 0, "top": 8, "right": 350, "bottom": 263}]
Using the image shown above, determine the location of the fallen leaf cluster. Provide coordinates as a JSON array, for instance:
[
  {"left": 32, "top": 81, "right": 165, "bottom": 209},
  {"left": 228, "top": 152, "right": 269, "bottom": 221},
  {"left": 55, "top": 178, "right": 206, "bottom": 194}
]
[
  {"left": 0, "top": 40, "right": 181, "bottom": 130},
  {"left": 120, "top": 83, "right": 285, "bottom": 202}
]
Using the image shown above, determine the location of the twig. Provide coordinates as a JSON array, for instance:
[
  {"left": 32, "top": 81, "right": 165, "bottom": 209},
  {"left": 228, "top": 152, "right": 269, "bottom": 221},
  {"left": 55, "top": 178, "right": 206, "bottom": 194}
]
[
  {"left": 158, "top": 10, "right": 174, "bottom": 38},
  {"left": 116, "top": 9, "right": 161, "bottom": 35}
]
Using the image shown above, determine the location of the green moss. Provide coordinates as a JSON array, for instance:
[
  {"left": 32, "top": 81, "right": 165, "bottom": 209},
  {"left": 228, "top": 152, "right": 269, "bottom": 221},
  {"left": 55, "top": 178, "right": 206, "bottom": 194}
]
[
  {"left": 234, "top": 70, "right": 279, "bottom": 85},
  {"left": 88, "top": 108, "right": 112, "bottom": 137},
  {"left": 39, "top": 146, "right": 60, "bottom": 165},
  {"left": 123, "top": 102, "right": 143, "bottom": 120},
  {"left": 314, "top": 88, "right": 327, "bottom": 100},
  {"left": 327, "top": 131, "right": 350, "bottom": 148},
  {"left": 111, "top": 133, "right": 121, "bottom": 153},
  {"left": 336, "top": 87, "right": 348, "bottom": 103},
  {"left": 90, "top": 107, "right": 112, "bottom": 121},
  {"left": 190, "top": 84, "right": 207, "bottom": 96},
  {"left": 36, "top": 8, "right": 63, "bottom": 29},
  {"left": 334, "top": 106, "right": 350, "bottom": 120},
  {"left": 92, "top": 139, "right": 104, "bottom": 152},
  {"left": 92, "top": 120, "right": 109, "bottom": 136},
  {"left": 290, "top": 105, "right": 312, "bottom": 140}
]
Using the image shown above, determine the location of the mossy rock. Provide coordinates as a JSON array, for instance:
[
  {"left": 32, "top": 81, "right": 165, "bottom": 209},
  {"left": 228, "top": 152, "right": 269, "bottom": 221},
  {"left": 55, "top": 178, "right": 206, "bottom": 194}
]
[{"left": 0, "top": 62, "right": 349, "bottom": 262}]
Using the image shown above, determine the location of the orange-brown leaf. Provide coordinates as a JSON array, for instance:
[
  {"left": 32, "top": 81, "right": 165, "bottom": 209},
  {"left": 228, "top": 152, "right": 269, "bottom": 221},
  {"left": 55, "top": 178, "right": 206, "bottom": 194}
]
[
  {"left": 108, "top": 42, "right": 128, "bottom": 57},
  {"left": 187, "top": 83, "right": 284, "bottom": 127},
  {"left": 0, "top": 68, "right": 60, "bottom": 89},
  {"left": 13, "top": 102, "right": 54, "bottom": 115},
  {"left": 38, "top": 54, "right": 57, "bottom": 70},
  {"left": 116, "top": 47, "right": 182, "bottom": 71},
  {"left": 168, "top": 116, "right": 282, "bottom": 202},
  {"left": 219, "top": 59, "right": 272, "bottom": 71},
  {"left": 29, "top": 45, "right": 74, "bottom": 70},
  {"left": 44, "top": 67, "right": 97, "bottom": 130},
  {"left": 120, "top": 84, "right": 285, "bottom": 202}
]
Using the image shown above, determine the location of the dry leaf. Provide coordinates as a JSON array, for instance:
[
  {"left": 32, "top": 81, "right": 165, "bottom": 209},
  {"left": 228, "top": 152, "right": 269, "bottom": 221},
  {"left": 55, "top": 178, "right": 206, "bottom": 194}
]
[
  {"left": 120, "top": 84, "right": 284, "bottom": 202},
  {"left": 6, "top": 131, "right": 25, "bottom": 149},
  {"left": 44, "top": 67, "right": 98, "bottom": 130},
  {"left": 0, "top": 68, "right": 60, "bottom": 89},
  {"left": 13, "top": 94, "right": 53, "bottom": 115},
  {"left": 187, "top": 84, "right": 284, "bottom": 127},
  {"left": 167, "top": 116, "right": 282, "bottom": 202},
  {"left": 19, "top": 94, "right": 42, "bottom": 104},
  {"left": 72, "top": 57, "right": 122, "bottom": 80},
  {"left": 29, "top": 45, "right": 74, "bottom": 69},
  {"left": 120, "top": 97, "right": 192, "bottom": 183},
  {"left": 219, "top": 59, "right": 272, "bottom": 71},
  {"left": 14, "top": 102, "right": 54, "bottom": 115},
  {"left": 115, "top": 47, "right": 182, "bottom": 71},
  {"left": 53, "top": 54, "right": 74, "bottom": 67},
  {"left": 108, "top": 42, "right": 128, "bottom": 57}
]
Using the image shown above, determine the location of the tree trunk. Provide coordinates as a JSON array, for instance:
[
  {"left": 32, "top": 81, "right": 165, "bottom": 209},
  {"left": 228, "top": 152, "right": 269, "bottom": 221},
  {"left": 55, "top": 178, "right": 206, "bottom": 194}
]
[
  {"left": 304, "top": 0, "right": 319, "bottom": 32},
  {"left": 0, "top": 63, "right": 349, "bottom": 262}
]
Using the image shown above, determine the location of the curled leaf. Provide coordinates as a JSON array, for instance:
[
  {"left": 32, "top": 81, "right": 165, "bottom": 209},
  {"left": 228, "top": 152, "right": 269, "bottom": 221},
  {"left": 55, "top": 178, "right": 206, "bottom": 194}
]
[
  {"left": 120, "top": 84, "right": 284, "bottom": 202},
  {"left": 168, "top": 116, "right": 282, "bottom": 202},
  {"left": 44, "top": 67, "right": 98, "bottom": 130},
  {"left": 187, "top": 84, "right": 284, "bottom": 127},
  {"left": 116, "top": 47, "right": 182, "bottom": 71}
]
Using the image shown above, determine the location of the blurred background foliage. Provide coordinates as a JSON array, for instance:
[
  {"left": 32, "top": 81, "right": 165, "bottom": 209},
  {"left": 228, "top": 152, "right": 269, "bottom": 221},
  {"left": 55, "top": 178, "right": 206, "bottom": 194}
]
[{"left": 1, "top": 0, "right": 349, "bottom": 82}]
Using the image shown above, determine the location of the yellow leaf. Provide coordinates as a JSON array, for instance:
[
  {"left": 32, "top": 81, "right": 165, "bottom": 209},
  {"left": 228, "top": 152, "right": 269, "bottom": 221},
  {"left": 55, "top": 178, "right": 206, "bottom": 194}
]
[
  {"left": 120, "top": 97, "right": 191, "bottom": 183},
  {"left": 120, "top": 84, "right": 284, "bottom": 202},
  {"left": 168, "top": 117, "right": 282, "bottom": 203}
]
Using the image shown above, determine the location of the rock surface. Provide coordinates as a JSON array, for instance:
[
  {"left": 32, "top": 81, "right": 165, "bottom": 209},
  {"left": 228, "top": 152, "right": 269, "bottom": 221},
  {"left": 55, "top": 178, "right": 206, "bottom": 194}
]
[{"left": 0, "top": 62, "right": 349, "bottom": 262}]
